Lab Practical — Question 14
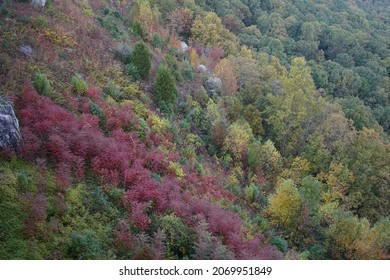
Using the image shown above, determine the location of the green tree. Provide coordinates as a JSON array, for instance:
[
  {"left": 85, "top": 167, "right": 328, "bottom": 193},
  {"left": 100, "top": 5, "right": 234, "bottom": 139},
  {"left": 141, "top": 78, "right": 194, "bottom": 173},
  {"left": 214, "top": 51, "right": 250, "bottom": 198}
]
[
  {"left": 247, "top": 140, "right": 282, "bottom": 180},
  {"left": 154, "top": 65, "right": 177, "bottom": 106},
  {"left": 300, "top": 176, "right": 323, "bottom": 214},
  {"left": 346, "top": 128, "right": 390, "bottom": 222},
  {"left": 131, "top": 42, "right": 151, "bottom": 79},
  {"left": 337, "top": 96, "right": 376, "bottom": 130}
]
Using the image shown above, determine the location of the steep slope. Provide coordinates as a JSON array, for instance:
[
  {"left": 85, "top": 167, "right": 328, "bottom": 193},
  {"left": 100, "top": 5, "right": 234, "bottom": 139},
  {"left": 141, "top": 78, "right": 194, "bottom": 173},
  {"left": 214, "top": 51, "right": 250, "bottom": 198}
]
[{"left": 0, "top": 0, "right": 389, "bottom": 260}]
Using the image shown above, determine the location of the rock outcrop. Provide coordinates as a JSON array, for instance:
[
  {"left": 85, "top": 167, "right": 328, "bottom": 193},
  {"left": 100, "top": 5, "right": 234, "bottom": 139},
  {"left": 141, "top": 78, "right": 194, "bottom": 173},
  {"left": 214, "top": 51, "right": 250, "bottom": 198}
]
[{"left": 0, "top": 97, "right": 22, "bottom": 149}]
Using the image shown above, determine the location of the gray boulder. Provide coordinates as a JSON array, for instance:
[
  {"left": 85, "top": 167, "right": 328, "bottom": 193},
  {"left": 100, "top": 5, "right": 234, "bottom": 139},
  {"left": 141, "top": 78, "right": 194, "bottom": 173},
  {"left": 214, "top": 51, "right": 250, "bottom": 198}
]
[
  {"left": 197, "top": 64, "right": 207, "bottom": 73},
  {"left": 0, "top": 98, "right": 22, "bottom": 149},
  {"left": 180, "top": 41, "right": 188, "bottom": 53},
  {"left": 204, "top": 77, "right": 222, "bottom": 96},
  {"left": 32, "top": 0, "right": 46, "bottom": 7}
]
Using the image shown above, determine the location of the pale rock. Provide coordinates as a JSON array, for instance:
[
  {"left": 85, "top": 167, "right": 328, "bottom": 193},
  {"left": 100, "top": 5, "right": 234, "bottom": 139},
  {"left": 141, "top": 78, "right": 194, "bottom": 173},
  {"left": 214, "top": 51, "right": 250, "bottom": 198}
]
[
  {"left": 197, "top": 64, "right": 207, "bottom": 73},
  {"left": 0, "top": 98, "right": 22, "bottom": 149},
  {"left": 180, "top": 41, "right": 188, "bottom": 52}
]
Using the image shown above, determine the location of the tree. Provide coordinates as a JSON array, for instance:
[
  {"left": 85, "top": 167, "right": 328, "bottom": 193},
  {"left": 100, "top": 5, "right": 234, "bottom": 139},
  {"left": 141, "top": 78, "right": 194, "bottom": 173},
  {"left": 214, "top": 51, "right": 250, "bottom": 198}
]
[
  {"left": 223, "top": 119, "right": 253, "bottom": 160},
  {"left": 214, "top": 58, "right": 238, "bottom": 96},
  {"left": 267, "top": 179, "right": 302, "bottom": 231},
  {"left": 247, "top": 140, "right": 282, "bottom": 180},
  {"left": 237, "top": 25, "right": 262, "bottom": 48},
  {"left": 299, "top": 176, "right": 323, "bottom": 214},
  {"left": 325, "top": 211, "right": 370, "bottom": 259},
  {"left": 191, "top": 12, "right": 239, "bottom": 55},
  {"left": 243, "top": 105, "right": 264, "bottom": 136},
  {"left": 167, "top": 8, "right": 194, "bottom": 39},
  {"left": 337, "top": 96, "right": 376, "bottom": 130},
  {"left": 267, "top": 57, "right": 323, "bottom": 156},
  {"left": 154, "top": 65, "right": 177, "bottom": 106},
  {"left": 346, "top": 128, "right": 390, "bottom": 222},
  {"left": 131, "top": 42, "right": 151, "bottom": 79},
  {"left": 223, "top": 14, "right": 245, "bottom": 33},
  {"left": 134, "top": 1, "right": 156, "bottom": 37}
]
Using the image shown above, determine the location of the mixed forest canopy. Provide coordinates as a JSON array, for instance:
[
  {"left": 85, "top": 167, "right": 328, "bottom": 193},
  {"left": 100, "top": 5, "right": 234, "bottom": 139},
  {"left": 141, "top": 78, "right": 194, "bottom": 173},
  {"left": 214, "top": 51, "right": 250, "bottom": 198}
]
[{"left": 0, "top": 0, "right": 389, "bottom": 260}]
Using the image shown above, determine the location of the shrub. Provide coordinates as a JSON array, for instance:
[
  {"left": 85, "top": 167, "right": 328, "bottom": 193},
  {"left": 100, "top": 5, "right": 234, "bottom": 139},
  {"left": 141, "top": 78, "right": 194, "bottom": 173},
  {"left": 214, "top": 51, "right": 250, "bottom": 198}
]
[
  {"left": 131, "top": 21, "right": 145, "bottom": 40},
  {"left": 152, "top": 34, "right": 163, "bottom": 49},
  {"left": 163, "top": 54, "right": 182, "bottom": 82},
  {"left": 158, "top": 214, "right": 194, "bottom": 259},
  {"left": 89, "top": 101, "right": 106, "bottom": 128},
  {"left": 33, "top": 16, "right": 47, "bottom": 29},
  {"left": 98, "top": 11, "right": 121, "bottom": 38},
  {"left": 271, "top": 236, "right": 289, "bottom": 253},
  {"left": 130, "top": 42, "right": 151, "bottom": 79},
  {"left": 71, "top": 74, "right": 87, "bottom": 95},
  {"left": 182, "top": 61, "right": 193, "bottom": 80},
  {"left": 124, "top": 63, "right": 141, "bottom": 81},
  {"left": 244, "top": 184, "right": 261, "bottom": 204},
  {"left": 114, "top": 43, "right": 132, "bottom": 64},
  {"left": 103, "top": 82, "right": 122, "bottom": 101},
  {"left": 33, "top": 73, "right": 52, "bottom": 96},
  {"left": 66, "top": 230, "right": 102, "bottom": 259}
]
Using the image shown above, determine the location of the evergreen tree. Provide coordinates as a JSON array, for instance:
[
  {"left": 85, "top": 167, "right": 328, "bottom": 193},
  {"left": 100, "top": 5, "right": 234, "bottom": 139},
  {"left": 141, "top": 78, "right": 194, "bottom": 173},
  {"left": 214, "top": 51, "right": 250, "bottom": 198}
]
[
  {"left": 130, "top": 42, "right": 151, "bottom": 79},
  {"left": 154, "top": 65, "right": 177, "bottom": 105}
]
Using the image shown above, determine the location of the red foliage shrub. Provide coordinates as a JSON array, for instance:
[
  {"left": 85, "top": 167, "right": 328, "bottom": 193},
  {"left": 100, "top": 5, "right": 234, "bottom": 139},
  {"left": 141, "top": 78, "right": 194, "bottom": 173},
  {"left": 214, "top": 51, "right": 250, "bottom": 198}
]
[
  {"left": 14, "top": 85, "right": 282, "bottom": 259},
  {"left": 128, "top": 202, "right": 151, "bottom": 231}
]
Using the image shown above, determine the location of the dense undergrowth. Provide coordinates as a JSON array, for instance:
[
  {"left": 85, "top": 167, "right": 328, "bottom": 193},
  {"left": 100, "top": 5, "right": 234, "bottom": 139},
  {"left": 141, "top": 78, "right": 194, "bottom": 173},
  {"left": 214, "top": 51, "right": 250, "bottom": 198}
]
[{"left": 0, "top": 0, "right": 389, "bottom": 259}]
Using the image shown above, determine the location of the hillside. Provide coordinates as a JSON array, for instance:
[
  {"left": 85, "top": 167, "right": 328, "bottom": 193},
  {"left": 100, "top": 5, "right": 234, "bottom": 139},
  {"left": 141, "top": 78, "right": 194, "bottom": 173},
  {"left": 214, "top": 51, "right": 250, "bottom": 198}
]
[{"left": 0, "top": 0, "right": 389, "bottom": 260}]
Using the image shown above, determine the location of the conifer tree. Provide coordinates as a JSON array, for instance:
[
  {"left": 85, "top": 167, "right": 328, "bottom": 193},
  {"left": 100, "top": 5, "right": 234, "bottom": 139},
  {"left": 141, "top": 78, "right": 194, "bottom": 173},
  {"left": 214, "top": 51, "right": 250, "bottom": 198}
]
[
  {"left": 131, "top": 42, "right": 151, "bottom": 79},
  {"left": 154, "top": 65, "right": 177, "bottom": 105}
]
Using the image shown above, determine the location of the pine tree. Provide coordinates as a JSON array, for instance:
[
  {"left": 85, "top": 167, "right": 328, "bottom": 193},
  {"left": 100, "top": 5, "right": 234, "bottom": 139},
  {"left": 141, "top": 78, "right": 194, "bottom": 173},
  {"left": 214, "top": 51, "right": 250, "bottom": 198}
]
[
  {"left": 130, "top": 42, "right": 151, "bottom": 79},
  {"left": 154, "top": 65, "right": 177, "bottom": 105}
]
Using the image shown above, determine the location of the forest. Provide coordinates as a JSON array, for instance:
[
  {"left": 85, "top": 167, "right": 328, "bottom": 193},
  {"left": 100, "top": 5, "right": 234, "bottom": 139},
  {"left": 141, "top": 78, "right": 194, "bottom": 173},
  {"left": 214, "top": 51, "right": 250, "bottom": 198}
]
[{"left": 0, "top": 0, "right": 389, "bottom": 260}]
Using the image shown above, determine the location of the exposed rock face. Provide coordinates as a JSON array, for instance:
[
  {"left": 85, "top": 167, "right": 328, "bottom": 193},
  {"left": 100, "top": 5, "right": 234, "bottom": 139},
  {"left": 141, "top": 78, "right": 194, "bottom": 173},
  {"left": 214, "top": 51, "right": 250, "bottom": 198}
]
[
  {"left": 0, "top": 98, "right": 22, "bottom": 149},
  {"left": 32, "top": 0, "right": 46, "bottom": 7},
  {"left": 197, "top": 64, "right": 207, "bottom": 73},
  {"left": 204, "top": 77, "right": 222, "bottom": 96},
  {"left": 180, "top": 41, "right": 188, "bottom": 52}
]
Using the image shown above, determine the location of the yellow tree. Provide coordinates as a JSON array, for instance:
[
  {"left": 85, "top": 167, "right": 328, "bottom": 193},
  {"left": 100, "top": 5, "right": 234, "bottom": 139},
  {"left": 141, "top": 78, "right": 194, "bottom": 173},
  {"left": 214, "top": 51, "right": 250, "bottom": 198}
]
[
  {"left": 223, "top": 119, "right": 253, "bottom": 160},
  {"left": 134, "top": 1, "right": 156, "bottom": 37},
  {"left": 267, "top": 57, "right": 324, "bottom": 156},
  {"left": 191, "top": 12, "right": 239, "bottom": 55},
  {"left": 318, "top": 162, "right": 354, "bottom": 203},
  {"left": 214, "top": 58, "right": 238, "bottom": 96},
  {"left": 267, "top": 179, "right": 302, "bottom": 231}
]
